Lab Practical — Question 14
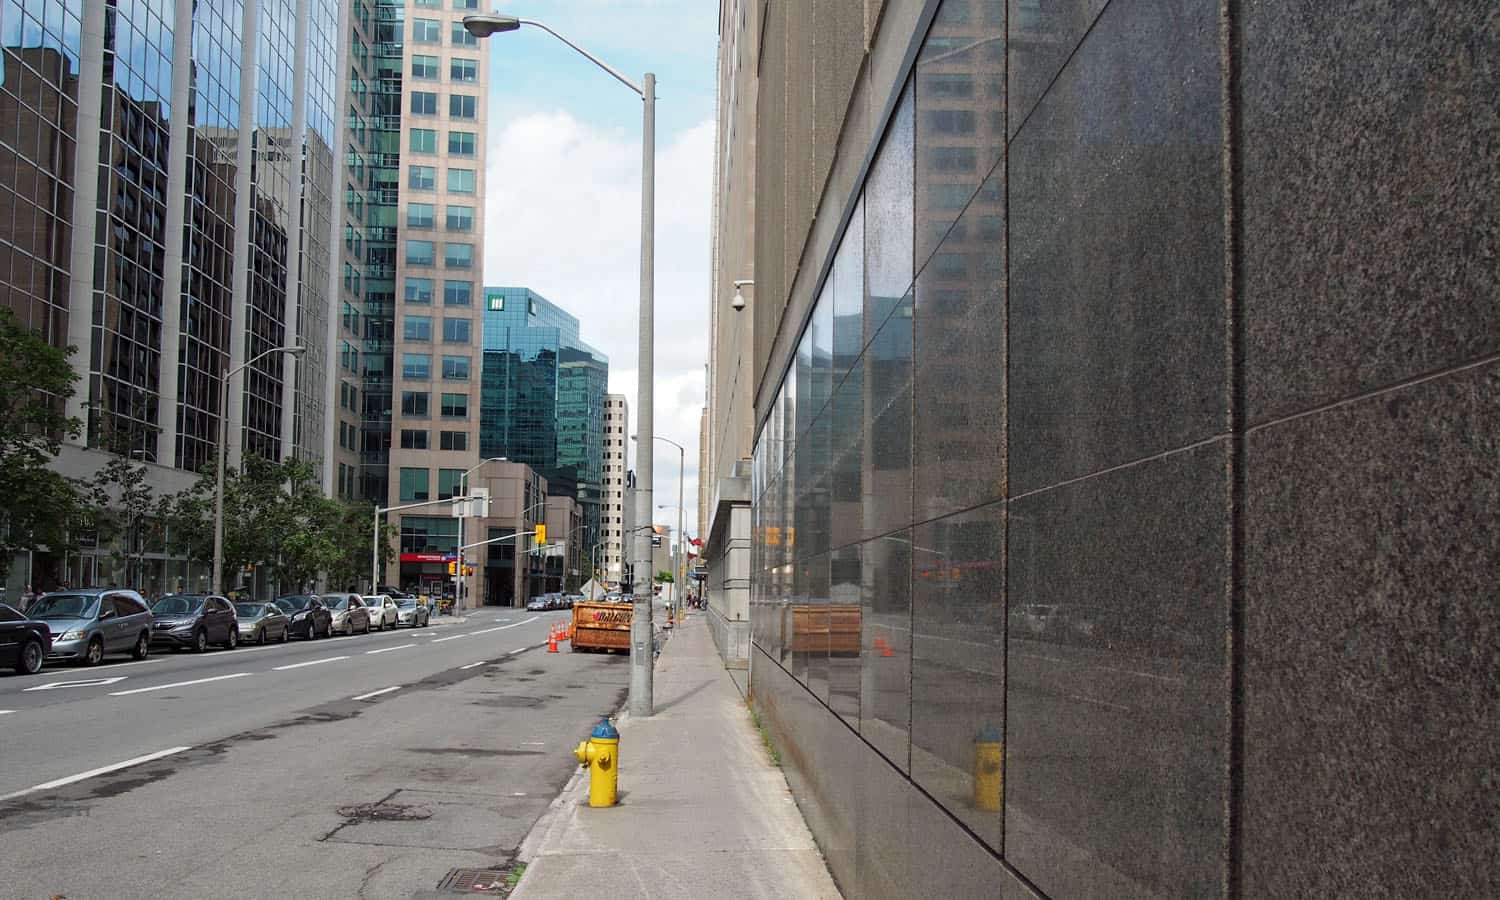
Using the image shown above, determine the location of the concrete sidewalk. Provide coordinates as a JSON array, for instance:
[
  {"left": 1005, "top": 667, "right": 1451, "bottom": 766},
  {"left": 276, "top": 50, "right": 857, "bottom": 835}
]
[{"left": 511, "top": 612, "right": 843, "bottom": 900}]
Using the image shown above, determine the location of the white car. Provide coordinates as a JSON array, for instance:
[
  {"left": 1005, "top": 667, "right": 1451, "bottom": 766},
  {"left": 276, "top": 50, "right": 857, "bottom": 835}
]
[{"left": 361, "top": 595, "right": 399, "bottom": 631}]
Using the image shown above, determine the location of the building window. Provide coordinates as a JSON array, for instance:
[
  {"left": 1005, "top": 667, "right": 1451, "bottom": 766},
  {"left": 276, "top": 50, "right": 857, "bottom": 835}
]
[
  {"left": 437, "top": 468, "right": 464, "bottom": 500},
  {"left": 446, "top": 205, "right": 474, "bottom": 231},
  {"left": 444, "top": 242, "right": 473, "bottom": 269},
  {"left": 408, "top": 165, "right": 436, "bottom": 190},
  {"left": 444, "top": 280, "right": 473, "bottom": 306},
  {"left": 400, "top": 516, "right": 459, "bottom": 554},
  {"left": 487, "top": 294, "right": 504, "bottom": 311},
  {"left": 453, "top": 0, "right": 479, "bottom": 9},
  {"left": 402, "top": 353, "right": 432, "bottom": 380},
  {"left": 409, "top": 128, "right": 437, "bottom": 153},
  {"left": 926, "top": 108, "right": 975, "bottom": 134},
  {"left": 399, "top": 467, "right": 430, "bottom": 502},
  {"left": 440, "top": 430, "right": 469, "bottom": 451},
  {"left": 442, "top": 355, "right": 471, "bottom": 380},
  {"left": 412, "top": 17, "right": 441, "bottom": 43},
  {"left": 443, "top": 317, "right": 472, "bottom": 343},
  {"left": 410, "top": 91, "right": 438, "bottom": 115},
  {"left": 448, "top": 94, "right": 477, "bottom": 119},
  {"left": 450, "top": 58, "right": 478, "bottom": 82},
  {"left": 406, "top": 240, "right": 435, "bottom": 266},
  {"left": 405, "top": 277, "right": 434, "bottom": 304},
  {"left": 414, "top": 0, "right": 439, "bottom": 6},
  {"left": 447, "top": 167, "right": 475, "bottom": 193},
  {"left": 440, "top": 392, "right": 468, "bottom": 419},
  {"left": 411, "top": 54, "right": 439, "bottom": 79},
  {"left": 401, "top": 391, "right": 430, "bottom": 418},
  {"left": 407, "top": 202, "right": 435, "bottom": 228},
  {"left": 403, "top": 315, "right": 432, "bottom": 342},
  {"left": 400, "top": 429, "right": 429, "bottom": 450},
  {"left": 451, "top": 21, "right": 477, "bottom": 46},
  {"left": 448, "top": 131, "right": 476, "bottom": 156}
]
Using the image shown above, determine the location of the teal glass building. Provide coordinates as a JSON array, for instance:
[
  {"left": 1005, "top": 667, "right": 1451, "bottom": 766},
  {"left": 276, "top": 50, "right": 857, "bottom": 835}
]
[{"left": 480, "top": 287, "right": 608, "bottom": 566}]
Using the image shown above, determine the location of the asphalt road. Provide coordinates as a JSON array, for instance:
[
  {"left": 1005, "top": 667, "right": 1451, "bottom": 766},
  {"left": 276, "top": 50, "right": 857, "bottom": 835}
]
[{"left": 0, "top": 607, "right": 633, "bottom": 899}]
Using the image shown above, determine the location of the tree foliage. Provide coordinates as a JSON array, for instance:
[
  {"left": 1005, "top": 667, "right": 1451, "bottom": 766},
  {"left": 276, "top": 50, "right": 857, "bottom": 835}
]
[{"left": 0, "top": 308, "right": 85, "bottom": 581}]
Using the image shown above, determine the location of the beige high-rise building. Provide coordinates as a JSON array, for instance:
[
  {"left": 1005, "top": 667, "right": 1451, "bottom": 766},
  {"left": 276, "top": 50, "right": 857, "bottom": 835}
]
[
  {"left": 374, "top": 1, "right": 490, "bottom": 602},
  {"left": 601, "top": 394, "right": 630, "bottom": 585}
]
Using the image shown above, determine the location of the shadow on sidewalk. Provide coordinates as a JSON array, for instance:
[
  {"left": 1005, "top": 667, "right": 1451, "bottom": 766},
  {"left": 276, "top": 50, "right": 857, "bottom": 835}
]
[{"left": 652, "top": 678, "right": 715, "bottom": 713}]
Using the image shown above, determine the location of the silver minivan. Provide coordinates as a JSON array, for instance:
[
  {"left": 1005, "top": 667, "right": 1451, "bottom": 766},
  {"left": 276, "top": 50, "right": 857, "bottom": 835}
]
[{"left": 28, "top": 588, "right": 153, "bottom": 666}]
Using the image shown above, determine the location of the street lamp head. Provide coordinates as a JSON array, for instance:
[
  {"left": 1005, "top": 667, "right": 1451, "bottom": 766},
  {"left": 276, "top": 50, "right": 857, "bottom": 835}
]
[
  {"left": 463, "top": 13, "right": 521, "bottom": 38},
  {"left": 284, "top": 345, "right": 307, "bottom": 357}
]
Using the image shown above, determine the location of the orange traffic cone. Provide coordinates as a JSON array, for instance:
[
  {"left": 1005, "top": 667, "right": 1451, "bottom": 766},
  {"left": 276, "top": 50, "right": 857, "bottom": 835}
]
[
  {"left": 547, "top": 625, "right": 559, "bottom": 653},
  {"left": 874, "top": 636, "right": 895, "bottom": 657}
]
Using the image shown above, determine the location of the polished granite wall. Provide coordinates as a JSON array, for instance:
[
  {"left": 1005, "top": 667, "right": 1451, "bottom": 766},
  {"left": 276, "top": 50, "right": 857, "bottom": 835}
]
[{"left": 747, "top": 0, "right": 1498, "bottom": 897}]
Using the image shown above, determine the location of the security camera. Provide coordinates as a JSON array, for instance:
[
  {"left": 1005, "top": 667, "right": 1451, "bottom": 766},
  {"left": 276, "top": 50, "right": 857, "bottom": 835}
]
[{"left": 731, "top": 279, "right": 753, "bottom": 312}]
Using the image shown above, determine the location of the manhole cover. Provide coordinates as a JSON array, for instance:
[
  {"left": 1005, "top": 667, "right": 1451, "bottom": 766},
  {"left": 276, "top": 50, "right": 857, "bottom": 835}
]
[
  {"left": 437, "top": 867, "right": 516, "bottom": 894},
  {"left": 336, "top": 802, "right": 432, "bottom": 821}
]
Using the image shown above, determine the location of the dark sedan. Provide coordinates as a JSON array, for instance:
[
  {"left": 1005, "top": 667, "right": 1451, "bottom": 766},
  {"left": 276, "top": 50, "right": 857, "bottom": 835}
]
[
  {"left": 150, "top": 594, "right": 240, "bottom": 651},
  {"left": 0, "top": 603, "right": 50, "bottom": 675},
  {"left": 274, "top": 595, "right": 332, "bottom": 639}
]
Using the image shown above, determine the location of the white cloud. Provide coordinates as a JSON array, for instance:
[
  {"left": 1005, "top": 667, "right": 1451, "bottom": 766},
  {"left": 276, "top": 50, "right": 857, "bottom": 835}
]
[{"left": 485, "top": 110, "right": 713, "bottom": 538}]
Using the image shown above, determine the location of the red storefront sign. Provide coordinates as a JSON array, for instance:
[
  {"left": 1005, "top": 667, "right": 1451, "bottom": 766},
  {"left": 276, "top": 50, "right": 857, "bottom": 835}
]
[{"left": 400, "top": 552, "right": 447, "bottom": 563}]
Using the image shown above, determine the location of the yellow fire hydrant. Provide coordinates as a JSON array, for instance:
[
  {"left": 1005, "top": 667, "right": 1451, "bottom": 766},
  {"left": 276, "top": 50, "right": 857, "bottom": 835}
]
[
  {"left": 574, "top": 718, "right": 620, "bottom": 807},
  {"left": 973, "top": 724, "right": 1003, "bottom": 812}
]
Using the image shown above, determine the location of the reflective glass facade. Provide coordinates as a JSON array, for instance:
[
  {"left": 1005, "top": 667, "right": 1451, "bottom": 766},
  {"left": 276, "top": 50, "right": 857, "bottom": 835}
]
[{"left": 480, "top": 286, "right": 608, "bottom": 557}]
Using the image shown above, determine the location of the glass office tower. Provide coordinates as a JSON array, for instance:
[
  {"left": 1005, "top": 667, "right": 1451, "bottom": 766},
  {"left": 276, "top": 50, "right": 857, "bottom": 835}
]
[{"left": 479, "top": 287, "right": 608, "bottom": 562}]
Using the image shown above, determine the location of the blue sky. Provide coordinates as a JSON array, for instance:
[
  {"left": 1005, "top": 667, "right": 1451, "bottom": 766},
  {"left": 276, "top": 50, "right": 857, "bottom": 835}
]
[{"left": 480, "top": 1, "right": 719, "bottom": 541}]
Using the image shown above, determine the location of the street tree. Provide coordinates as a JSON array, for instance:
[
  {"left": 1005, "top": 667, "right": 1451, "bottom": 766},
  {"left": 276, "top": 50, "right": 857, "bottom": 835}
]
[{"left": 0, "top": 308, "right": 86, "bottom": 582}]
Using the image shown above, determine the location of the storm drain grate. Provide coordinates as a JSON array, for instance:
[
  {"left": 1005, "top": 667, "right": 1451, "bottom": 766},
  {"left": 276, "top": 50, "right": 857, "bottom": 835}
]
[{"left": 437, "top": 867, "right": 517, "bottom": 894}]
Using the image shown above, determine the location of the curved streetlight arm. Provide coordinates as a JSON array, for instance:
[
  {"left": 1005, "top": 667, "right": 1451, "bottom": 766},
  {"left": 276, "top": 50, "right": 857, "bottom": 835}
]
[{"left": 516, "top": 19, "right": 643, "bottom": 97}]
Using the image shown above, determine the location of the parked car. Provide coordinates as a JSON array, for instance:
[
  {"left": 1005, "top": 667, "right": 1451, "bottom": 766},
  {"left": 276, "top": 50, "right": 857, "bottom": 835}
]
[
  {"left": 0, "top": 602, "right": 51, "bottom": 674},
  {"left": 321, "top": 593, "right": 371, "bottom": 636},
  {"left": 375, "top": 585, "right": 415, "bottom": 600},
  {"left": 361, "top": 595, "right": 399, "bottom": 630},
  {"left": 151, "top": 594, "right": 239, "bottom": 652},
  {"left": 394, "top": 598, "right": 429, "bottom": 628},
  {"left": 274, "top": 595, "right": 332, "bottom": 639},
  {"left": 235, "top": 601, "right": 290, "bottom": 645},
  {"left": 525, "top": 596, "right": 548, "bottom": 611},
  {"left": 28, "top": 588, "right": 153, "bottom": 666}
]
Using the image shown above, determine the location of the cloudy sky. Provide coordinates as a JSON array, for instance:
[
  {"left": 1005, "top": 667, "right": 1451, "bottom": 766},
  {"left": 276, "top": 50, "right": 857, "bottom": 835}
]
[{"left": 482, "top": 1, "right": 717, "bottom": 543}]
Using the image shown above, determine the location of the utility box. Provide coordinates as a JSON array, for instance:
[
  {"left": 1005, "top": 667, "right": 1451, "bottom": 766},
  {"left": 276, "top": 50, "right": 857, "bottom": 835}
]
[{"left": 571, "top": 601, "right": 632, "bottom": 653}]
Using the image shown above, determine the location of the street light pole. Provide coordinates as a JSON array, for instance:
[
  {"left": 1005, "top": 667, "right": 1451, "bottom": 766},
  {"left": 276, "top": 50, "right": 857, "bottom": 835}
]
[
  {"left": 213, "top": 344, "right": 304, "bottom": 595},
  {"left": 464, "top": 11, "right": 654, "bottom": 716},
  {"left": 636, "top": 434, "right": 684, "bottom": 611},
  {"left": 457, "top": 456, "right": 506, "bottom": 610}
]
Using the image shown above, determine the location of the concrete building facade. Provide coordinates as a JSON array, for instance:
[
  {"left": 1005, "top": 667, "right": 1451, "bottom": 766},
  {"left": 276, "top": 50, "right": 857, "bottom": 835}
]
[
  {"left": 723, "top": 1, "right": 1500, "bottom": 899},
  {"left": 601, "top": 394, "right": 630, "bottom": 586}
]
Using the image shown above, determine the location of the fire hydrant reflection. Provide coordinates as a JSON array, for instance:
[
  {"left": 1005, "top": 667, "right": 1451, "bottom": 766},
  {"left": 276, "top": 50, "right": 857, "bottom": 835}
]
[{"left": 573, "top": 718, "right": 620, "bottom": 807}]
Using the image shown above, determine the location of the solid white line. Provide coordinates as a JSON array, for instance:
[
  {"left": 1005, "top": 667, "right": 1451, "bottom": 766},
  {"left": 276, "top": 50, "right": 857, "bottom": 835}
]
[
  {"left": 352, "top": 685, "right": 401, "bottom": 701},
  {"left": 0, "top": 710, "right": 13, "bottom": 715},
  {"left": 430, "top": 633, "right": 468, "bottom": 643},
  {"left": 272, "top": 655, "right": 349, "bottom": 671},
  {"left": 458, "top": 660, "right": 486, "bottom": 670},
  {"left": 365, "top": 643, "right": 416, "bottom": 655},
  {"left": 109, "top": 672, "right": 253, "bottom": 696},
  {"left": 3, "top": 746, "right": 193, "bottom": 801},
  {"left": 24, "top": 676, "right": 127, "bottom": 692}
]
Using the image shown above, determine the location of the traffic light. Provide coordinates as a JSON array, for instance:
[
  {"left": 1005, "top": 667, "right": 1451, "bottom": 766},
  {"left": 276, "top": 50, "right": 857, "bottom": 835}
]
[
  {"left": 447, "top": 562, "right": 457, "bottom": 575},
  {"left": 535, "top": 523, "right": 546, "bottom": 545}
]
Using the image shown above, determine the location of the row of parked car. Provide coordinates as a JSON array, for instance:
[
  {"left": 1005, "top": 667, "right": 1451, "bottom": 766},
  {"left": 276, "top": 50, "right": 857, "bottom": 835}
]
[
  {"left": 525, "top": 592, "right": 582, "bottom": 611},
  {"left": 0, "top": 587, "right": 435, "bottom": 675}
]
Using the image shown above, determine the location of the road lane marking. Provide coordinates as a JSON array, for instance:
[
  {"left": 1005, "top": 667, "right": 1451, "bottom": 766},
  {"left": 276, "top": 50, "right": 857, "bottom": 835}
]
[
  {"left": 366, "top": 643, "right": 416, "bottom": 655},
  {"left": 24, "top": 676, "right": 127, "bottom": 692},
  {"left": 353, "top": 685, "right": 401, "bottom": 701},
  {"left": 430, "top": 633, "right": 468, "bottom": 643},
  {"left": 2, "top": 746, "right": 193, "bottom": 801},
  {"left": 0, "top": 710, "right": 13, "bottom": 715},
  {"left": 1067, "top": 692, "right": 1130, "bottom": 712},
  {"left": 109, "top": 672, "right": 253, "bottom": 696},
  {"left": 467, "top": 616, "right": 541, "bottom": 637},
  {"left": 458, "top": 660, "right": 486, "bottom": 670},
  {"left": 272, "top": 655, "right": 350, "bottom": 671},
  {"left": 32, "top": 658, "right": 165, "bottom": 677}
]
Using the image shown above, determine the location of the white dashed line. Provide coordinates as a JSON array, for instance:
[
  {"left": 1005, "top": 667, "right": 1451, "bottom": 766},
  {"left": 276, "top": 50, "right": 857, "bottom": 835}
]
[
  {"left": 430, "top": 633, "right": 469, "bottom": 643},
  {"left": 365, "top": 643, "right": 416, "bottom": 655},
  {"left": 0, "top": 710, "right": 13, "bottom": 715},
  {"left": 32, "top": 658, "right": 165, "bottom": 676},
  {"left": 109, "top": 672, "right": 253, "bottom": 696},
  {"left": 1, "top": 746, "right": 193, "bottom": 802},
  {"left": 458, "top": 660, "right": 486, "bottom": 670},
  {"left": 352, "top": 686, "right": 402, "bottom": 701},
  {"left": 272, "top": 655, "right": 350, "bottom": 671}
]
